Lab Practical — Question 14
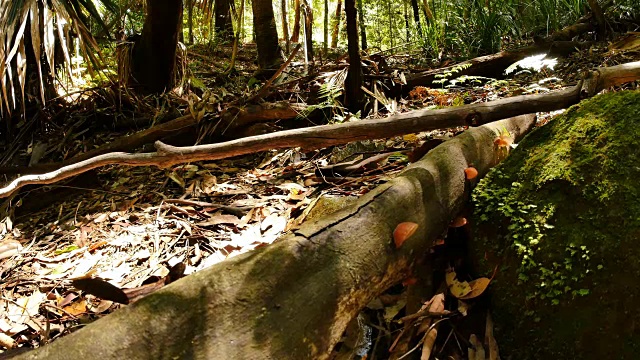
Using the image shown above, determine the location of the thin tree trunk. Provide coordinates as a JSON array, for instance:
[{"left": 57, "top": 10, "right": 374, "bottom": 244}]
[
  {"left": 357, "top": 0, "right": 366, "bottom": 49},
  {"left": 188, "top": 0, "right": 194, "bottom": 44},
  {"left": 422, "top": 0, "right": 433, "bottom": 23},
  {"left": 331, "top": 0, "right": 342, "bottom": 48},
  {"left": 215, "top": 0, "right": 234, "bottom": 41},
  {"left": 404, "top": 0, "right": 410, "bottom": 43},
  {"left": 324, "top": 0, "right": 329, "bottom": 53},
  {"left": 410, "top": 0, "right": 423, "bottom": 37},
  {"left": 388, "top": 1, "right": 393, "bottom": 48},
  {"left": 345, "top": 0, "right": 363, "bottom": 113},
  {"left": 586, "top": 0, "right": 606, "bottom": 39},
  {"left": 281, "top": 0, "right": 290, "bottom": 53},
  {"left": 291, "top": 0, "right": 301, "bottom": 42},
  {"left": 252, "top": 0, "right": 283, "bottom": 74},
  {"left": 131, "top": 0, "right": 183, "bottom": 93},
  {"left": 302, "top": 0, "right": 314, "bottom": 62}
]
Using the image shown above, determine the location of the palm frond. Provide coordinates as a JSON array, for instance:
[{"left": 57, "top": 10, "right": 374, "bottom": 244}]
[{"left": 0, "top": 0, "right": 115, "bottom": 115}]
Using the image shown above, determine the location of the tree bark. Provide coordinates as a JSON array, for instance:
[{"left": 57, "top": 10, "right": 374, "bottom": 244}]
[
  {"left": 410, "top": 0, "right": 423, "bottom": 38},
  {"left": 252, "top": 0, "right": 283, "bottom": 74},
  {"left": 281, "top": 0, "right": 290, "bottom": 53},
  {"left": 301, "top": 0, "right": 314, "bottom": 62},
  {"left": 12, "top": 115, "right": 536, "bottom": 360},
  {"left": 345, "top": 0, "right": 363, "bottom": 113},
  {"left": 422, "top": 0, "right": 433, "bottom": 23},
  {"left": 586, "top": 0, "right": 606, "bottom": 39},
  {"left": 331, "top": 0, "right": 342, "bottom": 47},
  {"left": 291, "top": 0, "right": 301, "bottom": 43},
  {"left": 215, "top": 0, "right": 234, "bottom": 41},
  {"left": 131, "top": 0, "right": 183, "bottom": 93},
  {"left": 324, "top": 0, "right": 329, "bottom": 53},
  {"left": 357, "top": 0, "right": 367, "bottom": 50},
  {"left": 188, "top": 0, "right": 194, "bottom": 44}
]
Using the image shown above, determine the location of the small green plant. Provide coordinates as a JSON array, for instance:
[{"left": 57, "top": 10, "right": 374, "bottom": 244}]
[
  {"left": 473, "top": 169, "right": 601, "bottom": 306},
  {"left": 432, "top": 63, "right": 472, "bottom": 88}
]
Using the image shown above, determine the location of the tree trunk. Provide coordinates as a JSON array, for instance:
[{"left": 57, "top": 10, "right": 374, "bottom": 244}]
[
  {"left": 422, "top": 0, "right": 433, "bottom": 23},
  {"left": 331, "top": 0, "right": 342, "bottom": 48},
  {"left": 291, "top": 0, "right": 301, "bottom": 42},
  {"left": 252, "top": 0, "right": 283, "bottom": 74},
  {"left": 215, "top": 0, "right": 234, "bottom": 41},
  {"left": 10, "top": 115, "right": 536, "bottom": 360},
  {"left": 387, "top": 1, "right": 394, "bottom": 48},
  {"left": 586, "top": 0, "right": 606, "bottom": 39},
  {"left": 324, "top": 0, "right": 329, "bottom": 53},
  {"left": 410, "top": 0, "right": 423, "bottom": 37},
  {"left": 404, "top": 0, "right": 410, "bottom": 43},
  {"left": 131, "top": 0, "right": 183, "bottom": 93},
  {"left": 281, "top": 0, "right": 290, "bottom": 53},
  {"left": 302, "top": 0, "right": 314, "bottom": 62},
  {"left": 188, "top": 0, "right": 194, "bottom": 44},
  {"left": 357, "top": 0, "right": 367, "bottom": 50},
  {"left": 345, "top": 0, "right": 363, "bottom": 113}
]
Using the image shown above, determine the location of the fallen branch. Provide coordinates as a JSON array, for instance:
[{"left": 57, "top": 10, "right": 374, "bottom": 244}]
[
  {"left": 12, "top": 114, "right": 536, "bottom": 360},
  {"left": 1, "top": 61, "right": 638, "bottom": 198},
  {"left": 398, "top": 40, "right": 593, "bottom": 94},
  {"left": 0, "top": 102, "right": 303, "bottom": 176}
]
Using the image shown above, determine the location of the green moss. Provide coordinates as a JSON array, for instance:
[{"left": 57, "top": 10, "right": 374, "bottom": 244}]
[{"left": 470, "top": 90, "right": 640, "bottom": 359}]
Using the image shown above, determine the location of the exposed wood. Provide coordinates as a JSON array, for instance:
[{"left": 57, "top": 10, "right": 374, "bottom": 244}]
[{"left": 11, "top": 114, "right": 537, "bottom": 360}]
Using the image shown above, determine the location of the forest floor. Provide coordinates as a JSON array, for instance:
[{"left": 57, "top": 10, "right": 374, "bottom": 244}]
[{"left": 0, "top": 35, "right": 639, "bottom": 358}]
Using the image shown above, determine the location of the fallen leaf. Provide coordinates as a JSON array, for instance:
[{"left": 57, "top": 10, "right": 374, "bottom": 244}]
[
  {"left": 445, "top": 269, "right": 472, "bottom": 298},
  {"left": 0, "top": 240, "right": 22, "bottom": 260},
  {"left": 459, "top": 277, "right": 491, "bottom": 299},
  {"left": 63, "top": 300, "right": 87, "bottom": 316},
  {"left": 72, "top": 277, "right": 129, "bottom": 305}
]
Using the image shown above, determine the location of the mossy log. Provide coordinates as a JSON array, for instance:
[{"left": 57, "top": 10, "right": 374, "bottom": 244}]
[
  {"left": 471, "top": 90, "right": 640, "bottom": 359},
  {"left": 15, "top": 115, "right": 536, "bottom": 360}
]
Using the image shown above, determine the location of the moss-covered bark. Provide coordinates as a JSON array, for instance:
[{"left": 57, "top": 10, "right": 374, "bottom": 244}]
[{"left": 471, "top": 90, "right": 640, "bottom": 359}]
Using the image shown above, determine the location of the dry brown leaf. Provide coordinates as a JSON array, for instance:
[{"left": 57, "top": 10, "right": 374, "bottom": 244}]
[
  {"left": 63, "top": 300, "right": 87, "bottom": 316},
  {"left": 459, "top": 277, "right": 491, "bottom": 300},
  {"left": 445, "top": 269, "right": 472, "bottom": 298}
]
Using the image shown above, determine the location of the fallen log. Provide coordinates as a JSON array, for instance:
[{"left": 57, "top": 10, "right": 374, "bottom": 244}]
[
  {"left": 398, "top": 40, "right": 592, "bottom": 95},
  {"left": 3, "top": 60, "right": 639, "bottom": 198},
  {"left": 14, "top": 114, "right": 537, "bottom": 360}
]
